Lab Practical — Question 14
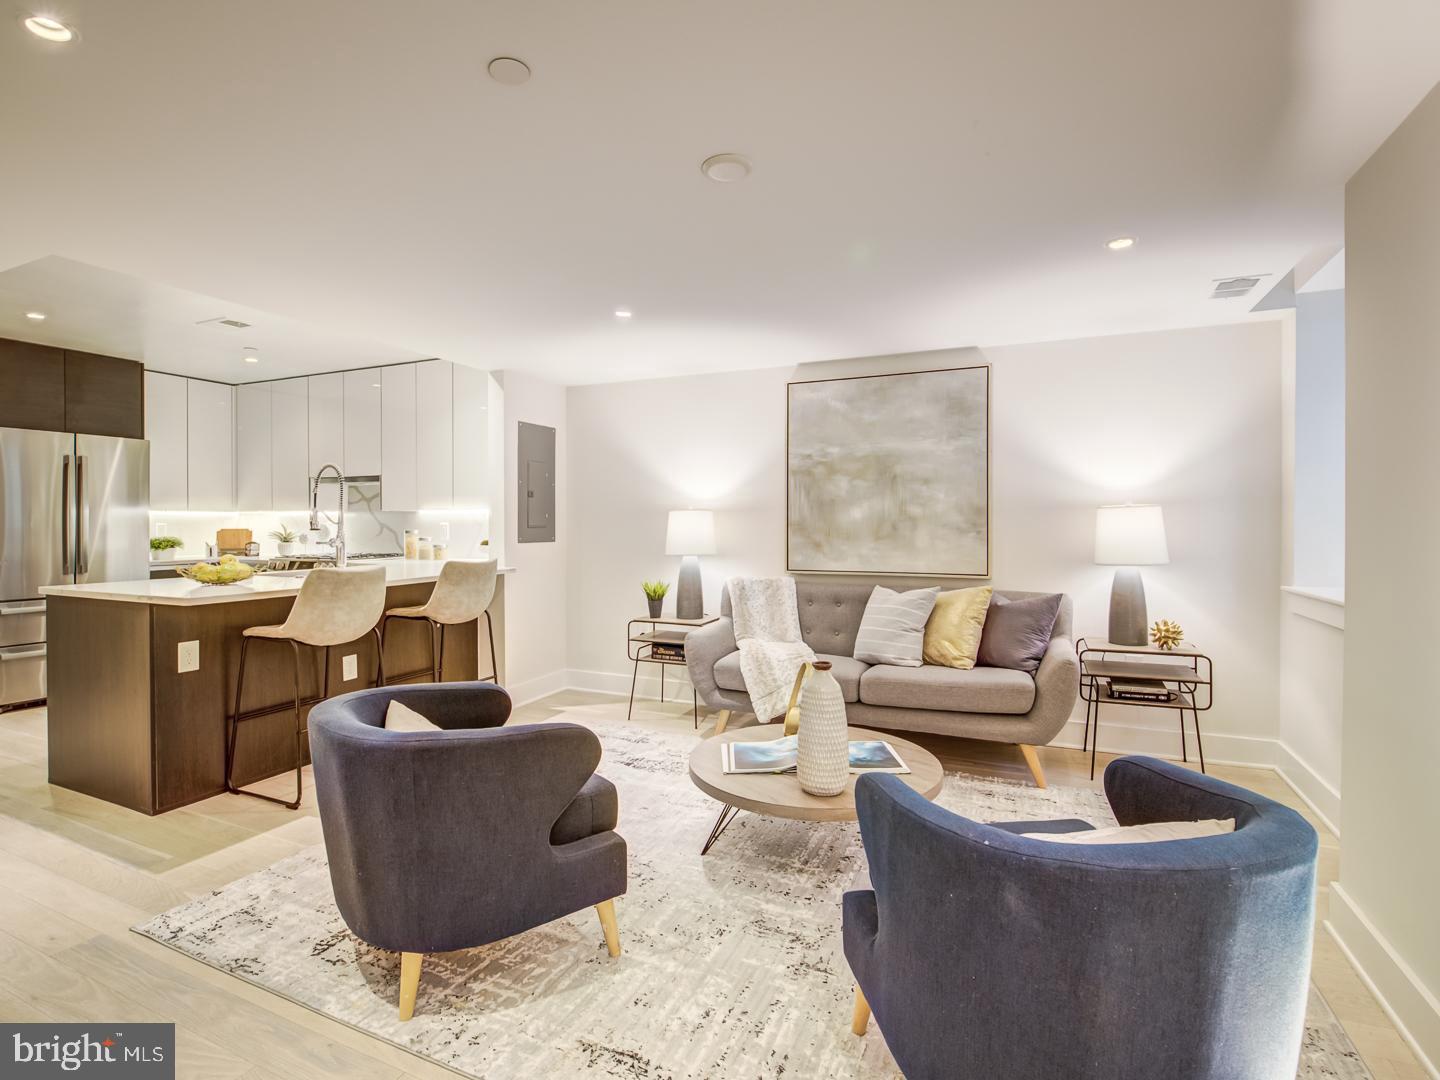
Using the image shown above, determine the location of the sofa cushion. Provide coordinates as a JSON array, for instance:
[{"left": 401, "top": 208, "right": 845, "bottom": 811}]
[
  {"left": 976, "top": 593, "right": 1063, "bottom": 673},
  {"left": 714, "top": 651, "right": 867, "bottom": 703},
  {"left": 854, "top": 586, "right": 940, "bottom": 667},
  {"left": 860, "top": 663, "right": 1036, "bottom": 714},
  {"left": 922, "top": 586, "right": 994, "bottom": 669},
  {"left": 550, "top": 774, "right": 619, "bottom": 845}
]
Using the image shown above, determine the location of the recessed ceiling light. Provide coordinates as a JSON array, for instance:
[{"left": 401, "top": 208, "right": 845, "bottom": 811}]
[
  {"left": 701, "top": 153, "right": 752, "bottom": 183},
  {"left": 1106, "top": 236, "right": 1136, "bottom": 251},
  {"left": 487, "top": 57, "right": 531, "bottom": 85},
  {"left": 25, "top": 310, "right": 46, "bottom": 320},
  {"left": 242, "top": 348, "right": 259, "bottom": 364},
  {"left": 23, "top": 15, "right": 74, "bottom": 42},
  {"left": 614, "top": 309, "right": 633, "bottom": 320}
]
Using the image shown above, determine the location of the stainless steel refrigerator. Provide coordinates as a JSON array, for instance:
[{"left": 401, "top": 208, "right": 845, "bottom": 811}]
[{"left": 0, "top": 427, "right": 149, "bottom": 708}]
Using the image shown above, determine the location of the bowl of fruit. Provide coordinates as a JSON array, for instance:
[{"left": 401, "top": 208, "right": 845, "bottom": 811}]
[{"left": 177, "top": 554, "right": 255, "bottom": 586}]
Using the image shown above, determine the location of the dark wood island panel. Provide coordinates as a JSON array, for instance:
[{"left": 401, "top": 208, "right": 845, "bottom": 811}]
[{"left": 47, "top": 582, "right": 484, "bottom": 815}]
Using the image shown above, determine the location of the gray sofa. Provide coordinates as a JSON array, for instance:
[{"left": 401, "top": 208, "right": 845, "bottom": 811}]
[{"left": 686, "top": 581, "right": 1079, "bottom": 787}]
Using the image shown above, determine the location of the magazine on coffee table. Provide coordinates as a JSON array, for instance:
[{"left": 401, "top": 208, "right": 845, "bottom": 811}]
[{"left": 722, "top": 736, "right": 910, "bottom": 775}]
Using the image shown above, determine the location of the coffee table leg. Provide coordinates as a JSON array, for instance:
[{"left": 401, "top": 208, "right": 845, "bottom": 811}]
[{"left": 700, "top": 803, "right": 740, "bottom": 855}]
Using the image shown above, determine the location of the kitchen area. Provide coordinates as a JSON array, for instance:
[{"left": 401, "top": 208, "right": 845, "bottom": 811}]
[{"left": 0, "top": 259, "right": 524, "bottom": 816}]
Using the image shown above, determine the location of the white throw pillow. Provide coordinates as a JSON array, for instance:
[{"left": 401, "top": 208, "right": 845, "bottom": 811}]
[
  {"left": 1022, "top": 819, "right": 1235, "bottom": 844},
  {"left": 853, "top": 586, "right": 940, "bottom": 667},
  {"left": 384, "top": 699, "right": 441, "bottom": 732}
]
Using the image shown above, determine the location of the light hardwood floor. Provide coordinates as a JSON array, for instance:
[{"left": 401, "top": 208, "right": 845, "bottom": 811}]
[{"left": 0, "top": 691, "right": 1427, "bottom": 1079}]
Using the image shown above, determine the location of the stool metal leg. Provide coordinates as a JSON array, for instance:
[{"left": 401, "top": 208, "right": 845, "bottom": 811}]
[
  {"left": 427, "top": 618, "right": 440, "bottom": 682},
  {"left": 482, "top": 608, "right": 499, "bottom": 682},
  {"left": 225, "top": 635, "right": 252, "bottom": 796},
  {"left": 436, "top": 621, "right": 446, "bottom": 683},
  {"left": 371, "top": 626, "right": 385, "bottom": 687},
  {"left": 226, "top": 635, "right": 306, "bottom": 810}
]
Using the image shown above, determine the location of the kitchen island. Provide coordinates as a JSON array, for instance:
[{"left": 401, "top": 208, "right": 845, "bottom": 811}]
[{"left": 40, "top": 560, "right": 511, "bottom": 814}]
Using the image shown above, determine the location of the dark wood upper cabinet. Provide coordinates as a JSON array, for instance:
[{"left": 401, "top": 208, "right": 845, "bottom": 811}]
[
  {"left": 0, "top": 337, "right": 67, "bottom": 431},
  {"left": 63, "top": 350, "right": 145, "bottom": 439}
]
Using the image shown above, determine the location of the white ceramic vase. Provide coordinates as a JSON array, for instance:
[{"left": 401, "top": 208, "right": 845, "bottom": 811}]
[{"left": 797, "top": 661, "right": 849, "bottom": 797}]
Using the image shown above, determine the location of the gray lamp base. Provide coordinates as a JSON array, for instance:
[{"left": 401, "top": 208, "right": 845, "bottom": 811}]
[
  {"left": 1108, "top": 567, "right": 1149, "bottom": 646},
  {"left": 675, "top": 555, "right": 704, "bottom": 620}
]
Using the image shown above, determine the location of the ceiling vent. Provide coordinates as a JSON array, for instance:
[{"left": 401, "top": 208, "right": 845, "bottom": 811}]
[
  {"left": 195, "top": 316, "right": 253, "bottom": 329},
  {"left": 1210, "top": 276, "right": 1263, "bottom": 299}
]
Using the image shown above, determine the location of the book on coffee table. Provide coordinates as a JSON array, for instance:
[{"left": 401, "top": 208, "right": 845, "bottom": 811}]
[{"left": 722, "top": 736, "right": 910, "bottom": 775}]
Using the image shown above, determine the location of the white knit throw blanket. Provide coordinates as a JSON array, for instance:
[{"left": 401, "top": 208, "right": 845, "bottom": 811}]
[{"left": 729, "top": 576, "right": 816, "bottom": 723}]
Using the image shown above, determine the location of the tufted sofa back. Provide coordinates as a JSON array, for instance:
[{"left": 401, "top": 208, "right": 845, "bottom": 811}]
[{"left": 720, "top": 579, "right": 1073, "bottom": 655}]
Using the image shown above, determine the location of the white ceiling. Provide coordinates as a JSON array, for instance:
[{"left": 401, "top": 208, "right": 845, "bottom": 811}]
[
  {"left": 0, "top": 256, "right": 427, "bottom": 380},
  {"left": 1, "top": 0, "right": 1437, "bottom": 385}
]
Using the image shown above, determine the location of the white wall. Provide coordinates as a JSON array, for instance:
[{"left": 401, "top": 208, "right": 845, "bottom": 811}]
[
  {"left": 1292, "top": 289, "right": 1346, "bottom": 589},
  {"left": 567, "top": 321, "right": 1285, "bottom": 763},
  {"left": 499, "top": 369, "right": 570, "bottom": 704},
  {"left": 1276, "top": 590, "right": 1344, "bottom": 832},
  {"left": 1332, "top": 82, "right": 1440, "bottom": 1076}
]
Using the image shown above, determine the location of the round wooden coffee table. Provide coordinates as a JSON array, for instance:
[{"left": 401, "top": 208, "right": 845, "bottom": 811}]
[{"left": 687, "top": 725, "right": 945, "bottom": 854}]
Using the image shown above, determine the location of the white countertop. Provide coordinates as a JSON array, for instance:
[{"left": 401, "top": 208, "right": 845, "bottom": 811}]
[{"left": 41, "top": 559, "right": 513, "bottom": 606}]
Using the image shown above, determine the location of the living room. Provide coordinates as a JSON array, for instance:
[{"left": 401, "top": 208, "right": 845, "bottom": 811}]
[{"left": 1, "top": 4, "right": 1438, "bottom": 1079}]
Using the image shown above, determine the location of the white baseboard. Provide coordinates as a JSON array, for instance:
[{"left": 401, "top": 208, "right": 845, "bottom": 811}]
[
  {"left": 1273, "top": 740, "right": 1342, "bottom": 836},
  {"left": 568, "top": 666, "right": 698, "bottom": 703},
  {"left": 505, "top": 669, "right": 574, "bottom": 709},
  {"left": 1050, "top": 713, "right": 1279, "bottom": 770},
  {"left": 1327, "top": 884, "right": 1440, "bottom": 1079}
]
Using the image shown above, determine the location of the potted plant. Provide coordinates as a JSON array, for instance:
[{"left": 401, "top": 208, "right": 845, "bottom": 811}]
[
  {"left": 269, "top": 524, "right": 301, "bottom": 556},
  {"left": 149, "top": 535, "right": 183, "bottom": 561},
  {"left": 642, "top": 580, "right": 669, "bottom": 618}
]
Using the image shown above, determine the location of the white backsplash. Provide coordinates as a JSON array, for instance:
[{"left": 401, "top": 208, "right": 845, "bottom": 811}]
[{"left": 149, "top": 502, "right": 493, "bottom": 562}]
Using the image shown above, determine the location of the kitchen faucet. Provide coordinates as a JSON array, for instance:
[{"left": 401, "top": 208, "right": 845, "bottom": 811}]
[{"left": 309, "top": 463, "right": 348, "bottom": 568}]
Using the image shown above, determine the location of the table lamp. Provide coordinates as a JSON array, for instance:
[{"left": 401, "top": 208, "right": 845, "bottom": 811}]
[
  {"left": 666, "top": 509, "right": 716, "bottom": 620},
  {"left": 1094, "top": 504, "right": 1169, "bottom": 646}
]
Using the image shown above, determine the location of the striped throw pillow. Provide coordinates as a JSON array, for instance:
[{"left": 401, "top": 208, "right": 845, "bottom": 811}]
[{"left": 853, "top": 586, "right": 941, "bottom": 667}]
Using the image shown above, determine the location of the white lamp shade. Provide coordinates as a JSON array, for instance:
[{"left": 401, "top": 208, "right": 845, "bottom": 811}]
[
  {"left": 665, "top": 509, "right": 716, "bottom": 556},
  {"left": 1094, "top": 504, "right": 1169, "bottom": 565}
]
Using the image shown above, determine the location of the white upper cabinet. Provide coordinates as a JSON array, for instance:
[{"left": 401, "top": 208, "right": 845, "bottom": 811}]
[
  {"left": 343, "top": 369, "right": 383, "bottom": 477},
  {"left": 452, "top": 364, "right": 489, "bottom": 508},
  {"left": 270, "top": 378, "right": 310, "bottom": 510},
  {"left": 415, "top": 360, "right": 454, "bottom": 509},
  {"left": 185, "top": 379, "right": 235, "bottom": 511},
  {"left": 144, "top": 371, "right": 188, "bottom": 511},
  {"left": 307, "top": 372, "right": 345, "bottom": 478},
  {"left": 235, "top": 383, "right": 272, "bottom": 511},
  {"left": 381, "top": 363, "right": 418, "bottom": 511}
]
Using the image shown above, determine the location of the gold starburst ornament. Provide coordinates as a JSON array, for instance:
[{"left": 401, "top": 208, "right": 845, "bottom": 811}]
[{"left": 1150, "top": 619, "right": 1184, "bottom": 650}]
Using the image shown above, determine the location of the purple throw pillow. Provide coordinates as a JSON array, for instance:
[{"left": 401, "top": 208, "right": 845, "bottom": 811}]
[{"left": 976, "top": 594, "right": 1062, "bottom": 673}]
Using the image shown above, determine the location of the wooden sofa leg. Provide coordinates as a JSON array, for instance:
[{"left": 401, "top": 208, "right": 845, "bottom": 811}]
[
  {"left": 851, "top": 984, "right": 871, "bottom": 1035},
  {"left": 1019, "top": 744, "right": 1047, "bottom": 789},
  {"left": 399, "top": 952, "right": 422, "bottom": 1021},
  {"left": 596, "top": 899, "right": 622, "bottom": 957},
  {"left": 713, "top": 709, "right": 732, "bottom": 735}
]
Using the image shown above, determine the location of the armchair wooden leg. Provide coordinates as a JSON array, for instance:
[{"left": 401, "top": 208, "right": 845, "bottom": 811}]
[
  {"left": 851, "top": 984, "right": 871, "bottom": 1035},
  {"left": 596, "top": 899, "right": 621, "bottom": 958},
  {"left": 1019, "top": 743, "right": 1047, "bottom": 789},
  {"left": 713, "top": 709, "right": 732, "bottom": 735},
  {"left": 398, "top": 952, "right": 422, "bottom": 1021}
]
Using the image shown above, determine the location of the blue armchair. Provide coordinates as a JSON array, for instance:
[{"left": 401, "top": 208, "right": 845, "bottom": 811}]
[
  {"left": 844, "top": 756, "right": 1318, "bottom": 1079},
  {"left": 308, "top": 683, "right": 628, "bottom": 1020}
]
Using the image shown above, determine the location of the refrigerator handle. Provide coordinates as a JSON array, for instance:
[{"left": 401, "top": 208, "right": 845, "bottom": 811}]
[
  {"left": 61, "top": 454, "right": 72, "bottom": 574},
  {"left": 77, "top": 455, "right": 88, "bottom": 576}
]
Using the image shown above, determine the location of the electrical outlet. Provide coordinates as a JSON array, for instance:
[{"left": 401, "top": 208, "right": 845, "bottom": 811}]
[
  {"left": 342, "top": 653, "right": 358, "bottom": 681},
  {"left": 155, "top": 522, "right": 169, "bottom": 536},
  {"left": 439, "top": 521, "right": 451, "bottom": 541},
  {"left": 177, "top": 640, "right": 200, "bottom": 673}
]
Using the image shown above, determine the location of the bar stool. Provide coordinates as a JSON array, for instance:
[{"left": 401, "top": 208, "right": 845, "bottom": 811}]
[
  {"left": 380, "top": 559, "right": 499, "bottom": 684},
  {"left": 227, "top": 566, "right": 387, "bottom": 809}
]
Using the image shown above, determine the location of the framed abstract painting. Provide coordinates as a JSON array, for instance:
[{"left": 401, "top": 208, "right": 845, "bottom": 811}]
[{"left": 787, "top": 365, "right": 990, "bottom": 577}]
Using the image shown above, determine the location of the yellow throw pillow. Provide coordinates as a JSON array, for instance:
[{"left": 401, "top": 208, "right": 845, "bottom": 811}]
[{"left": 922, "top": 586, "right": 994, "bottom": 669}]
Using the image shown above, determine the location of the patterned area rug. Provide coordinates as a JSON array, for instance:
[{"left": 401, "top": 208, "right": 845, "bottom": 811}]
[{"left": 135, "top": 709, "right": 1369, "bottom": 1079}]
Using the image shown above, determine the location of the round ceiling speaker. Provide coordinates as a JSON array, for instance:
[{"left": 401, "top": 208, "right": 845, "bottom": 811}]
[
  {"left": 487, "top": 57, "right": 532, "bottom": 85},
  {"left": 701, "top": 153, "right": 752, "bottom": 182}
]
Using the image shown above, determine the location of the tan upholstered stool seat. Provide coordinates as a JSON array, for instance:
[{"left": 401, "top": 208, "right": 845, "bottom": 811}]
[
  {"left": 380, "top": 559, "right": 499, "bottom": 685},
  {"left": 227, "top": 566, "right": 388, "bottom": 810}
]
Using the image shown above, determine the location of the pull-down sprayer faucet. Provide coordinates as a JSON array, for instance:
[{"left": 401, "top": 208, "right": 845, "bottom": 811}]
[{"left": 309, "top": 463, "right": 348, "bottom": 568}]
